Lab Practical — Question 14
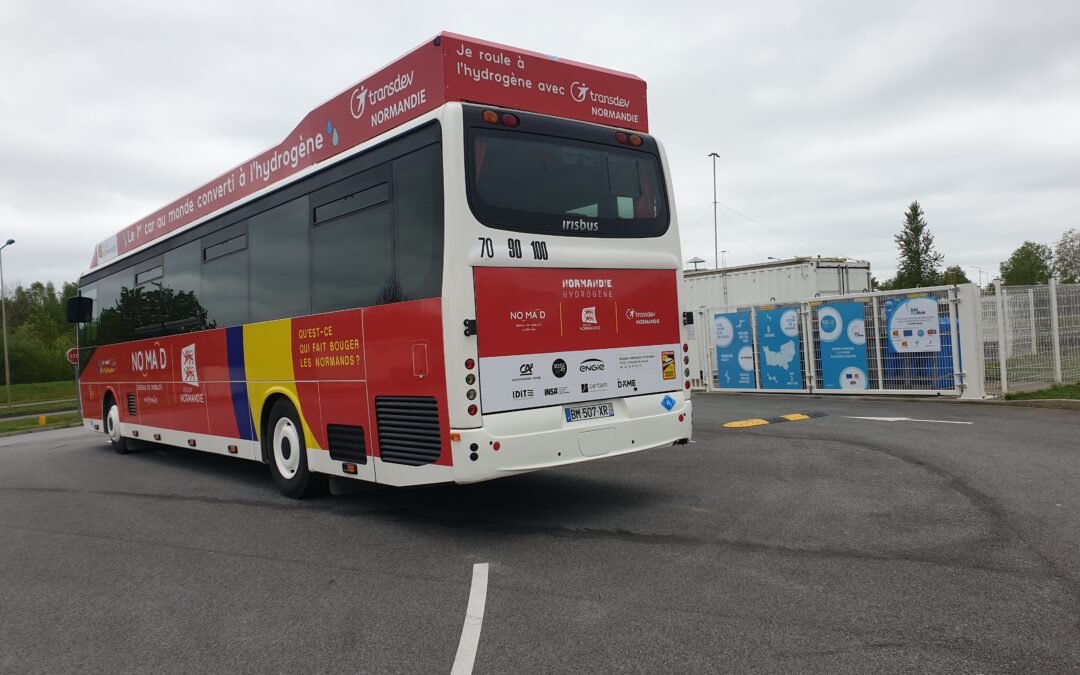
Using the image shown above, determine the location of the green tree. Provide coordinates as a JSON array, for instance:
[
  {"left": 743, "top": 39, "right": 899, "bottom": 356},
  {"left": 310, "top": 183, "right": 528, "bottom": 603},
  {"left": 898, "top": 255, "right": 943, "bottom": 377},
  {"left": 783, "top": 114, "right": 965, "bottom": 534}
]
[
  {"left": 1000, "top": 241, "right": 1053, "bottom": 285},
  {"left": 892, "top": 201, "right": 944, "bottom": 288},
  {"left": 1054, "top": 228, "right": 1080, "bottom": 283},
  {"left": 940, "top": 265, "right": 971, "bottom": 284},
  {"left": 1, "top": 280, "right": 79, "bottom": 385}
]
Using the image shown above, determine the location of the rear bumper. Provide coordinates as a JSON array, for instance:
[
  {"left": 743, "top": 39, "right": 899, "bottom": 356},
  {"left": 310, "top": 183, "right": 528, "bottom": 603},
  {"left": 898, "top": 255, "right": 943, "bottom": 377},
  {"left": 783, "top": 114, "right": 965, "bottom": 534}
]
[{"left": 450, "top": 392, "right": 692, "bottom": 483}]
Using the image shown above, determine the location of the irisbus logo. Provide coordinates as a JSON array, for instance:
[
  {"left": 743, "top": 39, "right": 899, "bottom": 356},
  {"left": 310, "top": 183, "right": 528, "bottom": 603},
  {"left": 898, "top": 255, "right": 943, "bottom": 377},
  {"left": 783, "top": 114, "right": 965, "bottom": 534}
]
[{"left": 562, "top": 218, "right": 599, "bottom": 232}]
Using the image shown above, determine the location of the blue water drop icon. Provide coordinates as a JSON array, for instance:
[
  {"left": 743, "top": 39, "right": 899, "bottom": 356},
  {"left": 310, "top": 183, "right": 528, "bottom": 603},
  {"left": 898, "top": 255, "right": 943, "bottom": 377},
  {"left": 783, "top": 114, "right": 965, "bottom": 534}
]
[
  {"left": 326, "top": 120, "right": 332, "bottom": 135},
  {"left": 332, "top": 128, "right": 339, "bottom": 146}
]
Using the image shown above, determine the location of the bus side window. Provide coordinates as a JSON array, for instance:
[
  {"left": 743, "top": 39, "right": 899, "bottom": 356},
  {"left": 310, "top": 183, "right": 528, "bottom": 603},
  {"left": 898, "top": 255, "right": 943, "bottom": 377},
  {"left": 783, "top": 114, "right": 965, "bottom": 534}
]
[{"left": 393, "top": 143, "right": 443, "bottom": 302}]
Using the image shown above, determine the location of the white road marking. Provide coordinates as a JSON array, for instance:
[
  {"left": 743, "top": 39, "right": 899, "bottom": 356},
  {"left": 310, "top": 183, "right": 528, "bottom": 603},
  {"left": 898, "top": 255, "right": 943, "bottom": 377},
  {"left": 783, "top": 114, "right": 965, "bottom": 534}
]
[
  {"left": 846, "top": 416, "right": 973, "bottom": 425},
  {"left": 451, "top": 563, "right": 489, "bottom": 675}
]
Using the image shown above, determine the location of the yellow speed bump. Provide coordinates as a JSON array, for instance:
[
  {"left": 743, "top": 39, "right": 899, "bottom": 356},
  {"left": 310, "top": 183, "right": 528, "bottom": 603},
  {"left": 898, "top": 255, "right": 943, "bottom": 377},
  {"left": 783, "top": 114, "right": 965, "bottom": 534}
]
[
  {"left": 723, "top": 418, "right": 771, "bottom": 429},
  {"left": 781, "top": 414, "right": 810, "bottom": 421}
]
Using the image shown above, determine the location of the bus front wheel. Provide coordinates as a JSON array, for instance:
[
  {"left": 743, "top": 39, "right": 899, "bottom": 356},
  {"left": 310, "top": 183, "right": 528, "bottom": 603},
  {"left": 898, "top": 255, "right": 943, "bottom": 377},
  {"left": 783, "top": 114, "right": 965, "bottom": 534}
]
[
  {"left": 265, "top": 398, "right": 326, "bottom": 499},
  {"left": 104, "top": 395, "right": 130, "bottom": 454}
]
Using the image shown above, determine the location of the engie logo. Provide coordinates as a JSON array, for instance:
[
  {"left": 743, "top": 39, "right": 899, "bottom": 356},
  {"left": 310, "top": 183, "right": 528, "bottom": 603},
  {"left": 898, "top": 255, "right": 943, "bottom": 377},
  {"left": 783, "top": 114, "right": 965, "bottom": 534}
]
[
  {"left": 579, "top": 358, "right": 605, "bottom": 372},
  {"left": 132, "top": 343, "right": 168, "bottom": 378}
]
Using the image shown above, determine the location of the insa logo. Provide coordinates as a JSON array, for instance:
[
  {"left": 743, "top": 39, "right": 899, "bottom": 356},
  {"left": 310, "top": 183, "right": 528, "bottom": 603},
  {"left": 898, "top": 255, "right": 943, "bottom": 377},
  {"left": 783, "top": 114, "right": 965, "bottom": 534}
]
[
  {"left": 132, "top": 344, "right": 168, "bottom": 378},
  {"left": 579, "top": 358, "right": 605, "bottom": 372},
  {"left": 544, "top": 387, "right": 559, "bottom": 396}
]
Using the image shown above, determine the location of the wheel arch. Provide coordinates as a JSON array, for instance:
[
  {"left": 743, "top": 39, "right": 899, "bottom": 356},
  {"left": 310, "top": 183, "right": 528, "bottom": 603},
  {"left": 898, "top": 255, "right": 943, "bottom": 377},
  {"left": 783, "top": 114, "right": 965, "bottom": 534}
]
[{"left": 257, "top": 389, "right": 302, "bottom": 463}]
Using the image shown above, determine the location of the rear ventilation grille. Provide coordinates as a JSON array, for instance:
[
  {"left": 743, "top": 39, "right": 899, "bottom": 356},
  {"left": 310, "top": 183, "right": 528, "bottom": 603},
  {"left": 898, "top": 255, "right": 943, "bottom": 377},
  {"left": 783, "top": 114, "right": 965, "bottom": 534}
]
[
  {"left": 126, "top": 392, "right": 137, "bottom": 417},
  {"left": 327, "top": 424, "right": 367, "bottom": 464},
  {"left": 375, "top": 396, "right": 442, "bottom": 466}
]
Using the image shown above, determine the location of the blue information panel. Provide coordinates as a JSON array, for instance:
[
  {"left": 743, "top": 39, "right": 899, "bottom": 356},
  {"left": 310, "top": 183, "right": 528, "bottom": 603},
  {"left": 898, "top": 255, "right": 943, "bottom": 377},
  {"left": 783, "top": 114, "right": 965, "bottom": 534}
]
[
  {"left": 713, "top": 311, "right": 754, "bottom": 389},
  {"left": 818, "top": 302, "right": 870, "bottom": 390},
  {"left": 756, "top": 307, "right": 803, "bottom": 390}
]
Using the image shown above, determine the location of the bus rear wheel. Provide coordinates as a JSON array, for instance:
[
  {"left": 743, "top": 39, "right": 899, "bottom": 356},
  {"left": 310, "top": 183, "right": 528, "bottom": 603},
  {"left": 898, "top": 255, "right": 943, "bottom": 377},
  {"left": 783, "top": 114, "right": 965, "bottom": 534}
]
[
  {"left": 104, "top": 395, "right": 130, "bottom": 454},
  {"left": 266, "top": 398, "right": 326, "bottom": 499}
]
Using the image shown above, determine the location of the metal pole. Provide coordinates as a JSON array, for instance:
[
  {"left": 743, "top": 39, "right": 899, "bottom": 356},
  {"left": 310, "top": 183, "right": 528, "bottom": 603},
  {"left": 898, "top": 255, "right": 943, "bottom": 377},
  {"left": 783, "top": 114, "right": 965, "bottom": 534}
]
[
  {"left": 1049, "top": 278, "right": 1063, "bottom": 385},
  {"left": 871, "top": 295, "right": 885, "bottom": 391},
  {"left": 0, "top": 242, "right": 11, "bottom": 408},
  {"left": 1027, "top": 288, "right": 1037, "bottom": 356},
  {"left": 709, "top": 152, "right": 720, "bottom": 269},
  {"left": 994, "top": 280, "right": 1008, "bottom": 396}
]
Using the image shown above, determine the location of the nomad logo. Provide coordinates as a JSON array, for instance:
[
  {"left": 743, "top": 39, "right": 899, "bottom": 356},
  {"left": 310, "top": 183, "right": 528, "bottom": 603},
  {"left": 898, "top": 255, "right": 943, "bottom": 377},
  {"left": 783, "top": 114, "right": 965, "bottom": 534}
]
[
  {"left": 579, "top": 358, "right": 605, "bottom": 372},
  {"left": 562, "top": 218, "right": 599, "bottom": 232},
  {"left": 132, "top": 343, "right": 168, "bottom": 378},
  {"left": 512, "top": 389, "right": 534, "bottom": 399},
  {"left": 617, "top": 379, "right": 638, "bottom": 390},
  {"left": 519, "top": 363, "right": 534, "bottom": 376},
  {"left": 552, "top": 358, "right": 568, "bottom": 378},
  {"left": 581, "top": 306, "right": 598, "bottom": 325},
  {"left": 350, "top": 87, "right": 368, "bottom": 119},
  {"left": 571, "top": 81, "right": 589, "bottom": 103}
]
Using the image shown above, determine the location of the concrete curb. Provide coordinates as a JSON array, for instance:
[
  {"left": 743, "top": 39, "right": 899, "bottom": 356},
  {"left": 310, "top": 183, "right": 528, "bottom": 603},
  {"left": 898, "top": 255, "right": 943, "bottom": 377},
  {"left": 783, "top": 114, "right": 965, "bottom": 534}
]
[{"left": 694, "top": 391, "right": 1080, "bottom": 410}]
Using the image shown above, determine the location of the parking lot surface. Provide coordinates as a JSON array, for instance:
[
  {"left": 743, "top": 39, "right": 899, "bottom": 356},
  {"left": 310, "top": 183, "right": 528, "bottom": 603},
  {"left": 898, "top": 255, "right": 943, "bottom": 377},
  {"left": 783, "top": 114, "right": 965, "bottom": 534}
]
[{"left": 1, "top": 395, "right": 1079, "bottom": 673}]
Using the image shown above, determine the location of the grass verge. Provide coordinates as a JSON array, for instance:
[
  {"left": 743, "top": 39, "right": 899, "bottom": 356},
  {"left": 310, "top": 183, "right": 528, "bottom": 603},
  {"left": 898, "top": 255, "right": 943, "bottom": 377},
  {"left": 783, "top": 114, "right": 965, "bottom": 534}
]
[
  {"left": 4, "top": 380, "right": 77, "bottom": 405},
  {"left": 1005, "top": 383, "right": 1080, "bottom": 401},
  {"left": 0, "top": 412, "right": 81, "bottom": 434},
  {"left": 0, "top": 400, "right": 78, "bottom": 419}
]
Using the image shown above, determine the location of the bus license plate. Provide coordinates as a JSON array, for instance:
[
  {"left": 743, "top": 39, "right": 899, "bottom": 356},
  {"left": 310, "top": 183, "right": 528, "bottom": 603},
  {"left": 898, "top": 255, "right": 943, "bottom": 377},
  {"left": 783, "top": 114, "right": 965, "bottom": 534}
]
[{"left": 564, "top": 401, "right": 615, "bottom": 423}]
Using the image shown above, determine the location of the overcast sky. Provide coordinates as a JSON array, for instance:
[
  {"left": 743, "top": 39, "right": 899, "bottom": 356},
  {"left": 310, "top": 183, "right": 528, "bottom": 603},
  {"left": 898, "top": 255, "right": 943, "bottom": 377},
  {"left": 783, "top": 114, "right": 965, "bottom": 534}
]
[{"left": 2, "top": 0, "right": 1077, "bottom": 291}]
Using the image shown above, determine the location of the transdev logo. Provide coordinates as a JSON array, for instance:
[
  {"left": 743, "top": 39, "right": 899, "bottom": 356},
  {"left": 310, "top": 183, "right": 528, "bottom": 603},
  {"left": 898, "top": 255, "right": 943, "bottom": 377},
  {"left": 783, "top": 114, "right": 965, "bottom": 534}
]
[
  {"left": 350, "top": 87, "right": 368, "bottom": 119},
  {"left": 571, "top": 81, "right": 589, "bottom": 103}
]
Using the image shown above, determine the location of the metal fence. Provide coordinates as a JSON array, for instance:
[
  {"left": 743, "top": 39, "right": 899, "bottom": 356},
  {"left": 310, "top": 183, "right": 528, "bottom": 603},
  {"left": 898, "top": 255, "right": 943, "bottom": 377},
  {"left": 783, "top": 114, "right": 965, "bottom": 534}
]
[
  {"left": 981, "top": 280, "right": 1080, "bottom": 395},
  {"left": 698, "top": 284, "right": 986, "bottom": 398}
]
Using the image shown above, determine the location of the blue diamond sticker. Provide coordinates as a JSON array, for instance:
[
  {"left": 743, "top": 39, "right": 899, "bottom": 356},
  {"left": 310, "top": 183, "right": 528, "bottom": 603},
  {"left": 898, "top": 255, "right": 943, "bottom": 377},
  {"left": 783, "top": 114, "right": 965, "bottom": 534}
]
[{"left": 661, "top": 395, "right": 676, "bottom": 411}]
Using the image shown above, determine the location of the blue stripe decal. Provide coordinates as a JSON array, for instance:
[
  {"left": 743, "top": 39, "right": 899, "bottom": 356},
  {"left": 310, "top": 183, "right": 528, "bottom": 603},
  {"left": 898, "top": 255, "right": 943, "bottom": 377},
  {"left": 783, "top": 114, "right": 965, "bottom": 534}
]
[{"left": 226, "top": 327, "right": 255, "bottom": 441}]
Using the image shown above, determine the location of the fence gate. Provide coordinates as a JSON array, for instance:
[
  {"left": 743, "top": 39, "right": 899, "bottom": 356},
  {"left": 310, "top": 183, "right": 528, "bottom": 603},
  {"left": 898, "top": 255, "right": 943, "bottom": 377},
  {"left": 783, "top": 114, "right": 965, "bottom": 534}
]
[{"left": 701, "top": 284, "right": 985, "bottom": 399}]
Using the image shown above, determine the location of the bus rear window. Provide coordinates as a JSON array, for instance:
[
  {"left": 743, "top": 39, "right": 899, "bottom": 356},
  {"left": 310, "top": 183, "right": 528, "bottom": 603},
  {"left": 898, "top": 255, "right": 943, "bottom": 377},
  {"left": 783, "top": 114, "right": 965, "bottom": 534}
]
[{"left": 467, "top": 130, "right": 669, "bottom": 238}]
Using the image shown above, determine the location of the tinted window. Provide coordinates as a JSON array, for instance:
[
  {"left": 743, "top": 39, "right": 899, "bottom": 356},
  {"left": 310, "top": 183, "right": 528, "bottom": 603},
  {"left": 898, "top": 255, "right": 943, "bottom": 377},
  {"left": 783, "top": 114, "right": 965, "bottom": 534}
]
[
  {"left": 203, "top": 250, "right": 248, "bottom": 328},
  {"left": 394, "top": 145, "right": 443, "bottom": 301},
  {"left": 162, "top": 241, "right": 206, "bottom": 333},
  {"left": 250, "top": 198, "right": 310, "bottom": 322},
  {"left": 312, "top": 205, "right": 393, "bottom": 312},
  {"left": 96, "top": 269, "right": 135, "bottom": 344},
  {"left": 468, "top": 129, "right": 668, "bottom": 237}
]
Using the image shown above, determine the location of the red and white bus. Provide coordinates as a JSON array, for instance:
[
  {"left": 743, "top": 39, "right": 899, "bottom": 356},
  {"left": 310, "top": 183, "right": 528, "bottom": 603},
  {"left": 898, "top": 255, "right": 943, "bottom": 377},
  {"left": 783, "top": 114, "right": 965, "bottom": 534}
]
[{"left": 71, "top": 33, "right": 692, "bottom": 498}]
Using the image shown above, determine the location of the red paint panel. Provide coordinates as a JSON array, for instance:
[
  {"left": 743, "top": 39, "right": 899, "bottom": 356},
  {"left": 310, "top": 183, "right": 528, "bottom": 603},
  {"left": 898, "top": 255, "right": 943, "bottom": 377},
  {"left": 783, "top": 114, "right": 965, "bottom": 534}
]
[
  {"left": 362, "top": 298, "right": 450, "bottom": 465},
  {"left": 474, "top": 268, "right": 680, "bottom": 358},
  {"left": 292, "top": 310, "right": 365, "bottom": 381},
  {"left": 91, "top": 33, "right": 648, "bottom": 269},
  {"left": 318, "top": 381, "right": 366, "bottom": 453},
  {"left": 205, "top": 382, "right": 240, "bottom": 440}
]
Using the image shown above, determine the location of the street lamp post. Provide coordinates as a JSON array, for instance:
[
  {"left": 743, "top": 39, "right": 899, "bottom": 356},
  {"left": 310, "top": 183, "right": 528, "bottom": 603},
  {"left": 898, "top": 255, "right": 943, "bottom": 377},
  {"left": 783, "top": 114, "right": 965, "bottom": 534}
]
[
  {"left": 0, "top": 239, "right": 14, "bottom": 408},
  {"left": 708, "top": 152, "right": 720, "bottom": 269}
]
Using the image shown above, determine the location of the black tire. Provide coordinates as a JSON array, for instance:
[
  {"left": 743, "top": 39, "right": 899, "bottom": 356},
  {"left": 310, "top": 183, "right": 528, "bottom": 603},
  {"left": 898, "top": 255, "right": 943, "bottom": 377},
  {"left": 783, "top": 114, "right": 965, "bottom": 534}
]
[
  {"left": 265, "top": 398, "right": 326, "bottom": 499},
  {"left": 104, "top": 395, "right": 130, "bottom": 454}
]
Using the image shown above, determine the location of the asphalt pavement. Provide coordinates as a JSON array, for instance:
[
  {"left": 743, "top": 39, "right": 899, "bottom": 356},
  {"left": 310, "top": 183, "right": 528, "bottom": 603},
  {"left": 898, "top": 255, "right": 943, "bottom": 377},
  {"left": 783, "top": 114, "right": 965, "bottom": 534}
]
[{"left": 1, "top": 395, "right": 1079, "bottom": 674}]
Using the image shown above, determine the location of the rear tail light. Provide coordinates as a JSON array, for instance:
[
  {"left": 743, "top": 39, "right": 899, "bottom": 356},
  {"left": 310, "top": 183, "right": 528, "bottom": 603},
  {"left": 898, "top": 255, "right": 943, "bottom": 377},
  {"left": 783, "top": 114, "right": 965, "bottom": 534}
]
[
  {"left": 466, "top": 389, "right": 477, "bottom": 400},
  {"left": 465, "top": 358, "right": 475, "bottom": 370},
  {"left": 628, "top": 134, "right": 643, "bottom": 146},
  {"left": 615, "top": 131, "right": 628, "bottom": 144},
  {"left": 482, "top": 110, "right": 499, "bottom": 124},
  {"left": 468, "top": 404, "right": 478, "bottom": 416},
  {"left": 684, "top": 381, "right": 691, "bottom": 390},
  {"left": 682, "top": 344, "right": 689, "bottom": 353},
  {"left": 501, "top": 113, "right": 519, "bottom": 127},
  {"left": 465, "top": 373, "right": 476, "bottom": 385}
]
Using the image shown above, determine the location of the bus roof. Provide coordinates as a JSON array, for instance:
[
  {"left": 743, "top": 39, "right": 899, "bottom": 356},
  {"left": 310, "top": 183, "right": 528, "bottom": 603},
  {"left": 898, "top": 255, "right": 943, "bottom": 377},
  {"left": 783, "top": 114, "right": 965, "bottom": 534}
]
[{"left": 87, "top": 32, "right": 649, "bottom": 271}]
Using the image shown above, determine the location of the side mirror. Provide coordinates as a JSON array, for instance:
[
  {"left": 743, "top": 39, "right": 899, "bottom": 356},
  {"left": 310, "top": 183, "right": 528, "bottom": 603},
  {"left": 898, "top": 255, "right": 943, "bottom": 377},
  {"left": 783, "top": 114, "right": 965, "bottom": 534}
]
[{"left": 66, "top": 296, "right": 93, "bottom": 324}]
